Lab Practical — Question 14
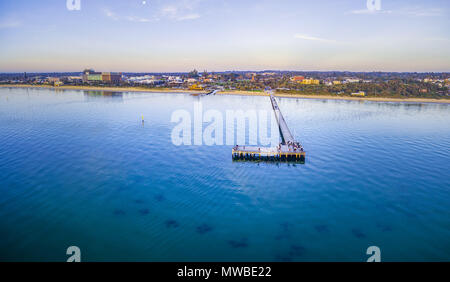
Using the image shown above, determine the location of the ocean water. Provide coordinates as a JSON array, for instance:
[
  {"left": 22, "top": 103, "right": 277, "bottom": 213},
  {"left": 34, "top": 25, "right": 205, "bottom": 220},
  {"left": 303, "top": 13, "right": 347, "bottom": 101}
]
[{"left": 0, "top": 87, "right": 449, "bottom": 262}]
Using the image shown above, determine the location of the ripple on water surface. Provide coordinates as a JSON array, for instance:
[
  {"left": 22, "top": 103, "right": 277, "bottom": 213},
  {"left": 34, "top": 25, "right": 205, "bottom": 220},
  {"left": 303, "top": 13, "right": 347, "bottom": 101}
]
[{"left": 0, "top": 88, "right": 450, "bottom": 261}]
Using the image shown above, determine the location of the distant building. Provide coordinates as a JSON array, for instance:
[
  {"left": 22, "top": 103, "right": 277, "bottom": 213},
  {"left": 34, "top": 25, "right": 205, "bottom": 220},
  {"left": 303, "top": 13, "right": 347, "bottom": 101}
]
[
  {"left": 301, "top": 78, "right": 320, "bottom": 85},
  {"left": 290, "top": 76, "right": 304, "bottom": 82},
  {"left": 167, "top": 76, "right": 183, "bottom": 84},
  {"left": 47, "top": 77, "right": 60, "bottom": 83},
  {"left": 82, "top": 69, "right": 122, "bottom": 83},
  {"left": 189, "top": 83, "right": 203, "bottom": 90},
  {"left": 344, "top": 78, "right": 360, "bottom": 83},
  {"left": 65, "top": 76, "right": 83, "bottom": 83},
  {"left": 46, "top": 77, "right": 63, "bottom": 86},
  {"left": 101, "top": 72, "right": 122, "bottom": 83},
  {"left": 82, "top": 69, "right": 101, "bottom": 82},
  {"left": 445, "top": 79, "right": 450, "bottom": 86}
]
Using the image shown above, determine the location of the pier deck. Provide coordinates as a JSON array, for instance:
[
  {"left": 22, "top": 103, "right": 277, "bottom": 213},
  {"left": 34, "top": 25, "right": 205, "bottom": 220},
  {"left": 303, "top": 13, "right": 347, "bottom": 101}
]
[{"left": 232, "top": 145, "right": 305, "bottom": 161}]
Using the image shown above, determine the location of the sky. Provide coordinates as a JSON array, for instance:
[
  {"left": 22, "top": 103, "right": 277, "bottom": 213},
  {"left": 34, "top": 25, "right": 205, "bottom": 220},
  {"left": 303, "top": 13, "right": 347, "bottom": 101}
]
[{"left": 0, "top": 0, "right": 449, "bottom": 72}]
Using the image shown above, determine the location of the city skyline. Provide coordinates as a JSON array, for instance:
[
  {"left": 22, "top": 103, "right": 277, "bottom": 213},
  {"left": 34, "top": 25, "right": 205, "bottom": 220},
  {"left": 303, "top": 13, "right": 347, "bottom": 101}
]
[{"left": 0, "top": 0, "right": 449, "bottom": 72}]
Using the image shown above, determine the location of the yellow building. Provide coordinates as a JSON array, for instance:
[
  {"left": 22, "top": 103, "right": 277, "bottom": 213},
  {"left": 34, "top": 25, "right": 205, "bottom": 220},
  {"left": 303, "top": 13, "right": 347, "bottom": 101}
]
[
  {"left": 189, "top": 83, "right": 203, "bottom": 90},
  {"left": 351, "top": 91, "right": 365, "bottom": 97},
  {"left": 332, "top": 80, "right": 341, "bottom": 85},
  {"left": 301, "top": 78, "right": 320, "bottom": 85}
]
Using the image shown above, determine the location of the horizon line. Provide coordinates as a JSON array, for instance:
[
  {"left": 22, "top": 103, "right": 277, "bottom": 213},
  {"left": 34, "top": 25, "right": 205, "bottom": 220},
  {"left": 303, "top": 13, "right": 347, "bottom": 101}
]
[{"left": 1, "top": 70, "right": 449, "bottom": 74}]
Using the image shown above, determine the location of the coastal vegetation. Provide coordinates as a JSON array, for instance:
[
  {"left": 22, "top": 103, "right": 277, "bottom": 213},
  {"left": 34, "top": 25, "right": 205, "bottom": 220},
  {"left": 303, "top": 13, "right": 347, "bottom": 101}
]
[{"left": 275, "top": 80, "right": 448, "bottom": 99}]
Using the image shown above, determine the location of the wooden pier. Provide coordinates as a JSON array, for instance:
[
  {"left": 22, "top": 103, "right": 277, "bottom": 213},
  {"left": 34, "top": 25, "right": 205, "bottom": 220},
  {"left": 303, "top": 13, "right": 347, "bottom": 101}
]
[
  {"left": 232, "top": 92, "right": 305, "bottom": 162},
  {"left": 232, "top": 145, "right": 305, "bottom": 162}
]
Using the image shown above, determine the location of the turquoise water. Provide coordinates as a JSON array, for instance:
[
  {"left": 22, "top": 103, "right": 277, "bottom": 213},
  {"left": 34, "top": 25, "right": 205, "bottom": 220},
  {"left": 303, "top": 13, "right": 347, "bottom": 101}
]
[{"left": 0, "top": 87, "right": 449, "bottom": 262}]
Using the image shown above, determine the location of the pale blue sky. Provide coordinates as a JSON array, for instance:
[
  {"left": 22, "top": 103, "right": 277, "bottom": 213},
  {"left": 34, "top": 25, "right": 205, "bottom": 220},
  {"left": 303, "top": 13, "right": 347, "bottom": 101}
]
[{"left": 0, "top": 0, "right": 449, "bottom": 72}]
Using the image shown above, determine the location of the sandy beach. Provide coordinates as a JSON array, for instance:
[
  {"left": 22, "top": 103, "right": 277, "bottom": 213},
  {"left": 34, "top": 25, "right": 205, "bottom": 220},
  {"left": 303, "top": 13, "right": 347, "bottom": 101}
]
[{"left": 2, "top": 84, "right": 450, "bottom": 104}]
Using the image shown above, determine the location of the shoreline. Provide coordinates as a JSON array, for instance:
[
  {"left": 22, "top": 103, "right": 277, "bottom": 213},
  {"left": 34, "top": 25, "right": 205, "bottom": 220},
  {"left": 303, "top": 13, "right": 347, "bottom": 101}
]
[
  {"left": 0, "top": 84, "right": 201, "bottom": 94},
  {"left": 1, "top": 84, "right": 450, "bottom": 104}
]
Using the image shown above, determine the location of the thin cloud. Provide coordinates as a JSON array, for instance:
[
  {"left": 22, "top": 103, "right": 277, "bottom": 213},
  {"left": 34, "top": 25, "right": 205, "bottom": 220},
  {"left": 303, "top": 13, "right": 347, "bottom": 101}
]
[
  {"left": 103, "top": 9, "right": 119, "bottom": 21},
  {"left": 425, "top": 37, "right": 450, "bottom": 42},
  {"left": 176, "top": 14, "right": 200, "bottom": 21},
  {"left": 160, "top": 0, "right": 202, "bottom": 21},
  {"left": 349, "top": 9, "right": 392, "bottom": 15},
  {"left": 349, "top": 6, "right": 443, "bottom": 17},
  {"left": 400, "top": 7, "right": 444, "bottom": 17},
  {"left": 103, "top": 1, "right": 202, "bottom": 23},
  {"left": 126, "top": 16, "right": 152, "bottom": 23},
  {"left": 0, "top": 19, "right": 21, "bottom": 29},
  {"left": 103, "top": 8, "right": 154, "bottom": 23},
  {"left": 294, "top": 34, "right": 337, "bottom": 43}
]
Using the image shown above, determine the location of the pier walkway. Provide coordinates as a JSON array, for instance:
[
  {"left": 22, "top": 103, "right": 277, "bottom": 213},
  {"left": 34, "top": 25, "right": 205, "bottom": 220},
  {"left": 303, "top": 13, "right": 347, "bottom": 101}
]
[{"left": 270, "top": 93, "right": 294, "bottom": 144}]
